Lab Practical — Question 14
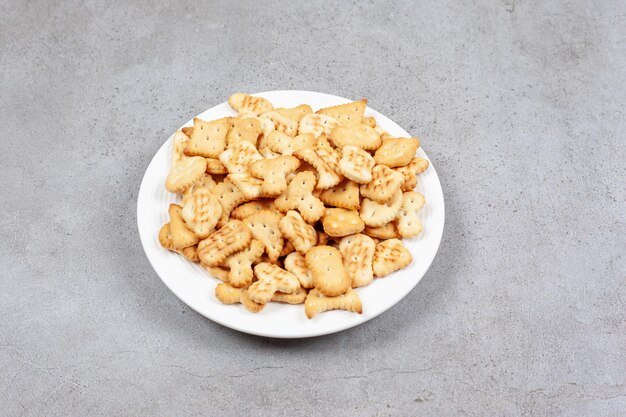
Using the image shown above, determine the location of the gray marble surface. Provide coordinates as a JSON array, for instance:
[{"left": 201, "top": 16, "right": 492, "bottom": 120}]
[{"left": 1, "top": 0, "right": 625, "bottom": 416}]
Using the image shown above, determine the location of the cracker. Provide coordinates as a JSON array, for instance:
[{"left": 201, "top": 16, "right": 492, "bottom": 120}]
[
  {"left": 272, "top": 286, "right": 307, "bottom": 304},
  {"left": 258, "top": 146, "right": 281, "bottom": 159},
  {"left": 177, "top": 245, "right": 200, "bottom": 262},
  {"left": 228, "top": 93, "right": 273, "bottom": 115},
  {"left": 243, "top": 210, "right": 284, "bottom": 263},
  {"left": 181, "top": 173, "right": 217, "bottom": 205},
  {"left": 197, "top": 220, "right": 251, "bottom": 266},
  {"left": 305, "top": 245, "right": 351, "bottom": 297},
  {"left": 249, "top": 156, "right": 300, "bottom": 196},
  {"left": 205, "top": 265, "right": 230, "bottom": 282},
  {"left": 185, "top": 118, "right": 229, "bottom": 158},
  {"left": 223, "top": 239, "right": 265, "bottom": 287},
  {"left": 259, "top": 111, "right": 299, "bottom": 137},
  {"left": 226, "top": 117, "right": 262, "bottom": 147},
  {"left": 394, "top": 157, "right": 429, "bottom": 191},
  {"left": 280, "top": 239, "right": 296, "bottom": 257},
  {"left": 363, "top": 222, "right": 399, "bottom": 239},
  {"left": 168, "top": 204, "right": 199, "bottom": 249},
  {"left": 338, "top": 145, "right": 376, "bottom": 184},
  {"left": 292, "top": 147, "right": 342, "bottom": 190},
  {"left": 359, "top": 165, "right": 404, "bottom": 203},
  {"left": 210, "top": 177, "right": 245, "bottom": 222},
  {"left": 319, "top": 179, "right": 360, "bottom": 210},
  {"left": 205, "top": 158, "right": 228, "bottom": 174},
  {"left": 314, "top": 134, "right": 342, "bottom": 173},
  {"left": 248, "top": 262, "right": 300, "bottom": 304},
  {"left": 265, "top": 131, "right": 316, "bottom": 156},
  {"left": 219, "top": 141, "right": 263, "bottom": 175},
  {"left": 372, "top": 238, "right": 412, "bottom": 277},
  {"left": 275, "top": 104, "right": 313, "bottom": 121},
  {"left": 228, "top": 174, "right": 264, "bottom": 201},
  {"left": 396, "top": 191, "right": 425, "bottom": 238},
  {"left": 304, "top": 288, "right": 362, "bottom": 319},
  {"left": 317, "top": 99, "right": 367, "bottom": 127},
  {"left": 230, "top": 200, "right": 276, "bottom": 220},
  {"left": 373, "top": 137, "right": 420, "bottom": 168},
  {"left": 181, "top": 126, "right": 194, "bottom": 137},
  {"left": 165, "top": 156, "right": 207, "bottom": 193},
  {"left": 322, "top": 208, "right": 365, "bottom": 237},
  {"left": 158, "top": 223, "right": 175, "bottom": 250},
  {"left": 215, "top": 283, "right": 265, "bottom": 313},
  {"left": 359, "top": 189, "right": 403, "bottom": 227},
  {"left": 298, "top": 113, "right": 340, "bottom": 137},
  {"left": 274, "top": 171, "right": 325, "bottom": 223},
  {"left": 172, "top": 130, "right": 191, "bottom": 165},
  {"left": 339, "top": 234, "right": 376, "bottom": 288},
  {"left": 329, "top": 124, "right": 381, "bottom": 150},
  {"left": 181, "top": 187, "right": 223, "bottom": 239},
  {"left": 284, "top": 252, "right": 314, "bottom": 288},
  {"left": 278, "top": 210, "right": 317, "bottom": 254},
  {"left": 364, "top": 116, "right": 376, "bottom": 128}
]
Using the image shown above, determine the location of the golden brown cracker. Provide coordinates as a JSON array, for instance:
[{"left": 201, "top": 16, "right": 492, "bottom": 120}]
[
  {"left": 322, "top": 208, "right": 365, "bottom": 237},
  {"left": 363, "top": 222, "right": 399, "bottom": 240},
  {"left": 219, "top": 141, "right": 263, "bottom": 175},
  {"left": 298, "top": 113, "right": 341, "bottom": 137},
  {"left": 359, "top": 189, "right": 403, "bottom": 227},
  {"left": 223, "top": 239, "right": 265, "bottom": 288},
  {"left": 275, "top": 104, "right": 313, "bottom": 121},
  {"left": 181, "top": 187, "right": 223, "bottom": 239},
  {"left": 265, "top": 131, "right": 316, "bottom": 156},
  {"left": 228, "top": 174, "right": 264, "bottom": 201},
  {"left": 394, "top": 157, "right": 429, "bottom": 191},
  {"left": 215, "top": 283, "right": 265, "bottom": 313},
  {"left": 243, "top": 210, "right": 284, "bottom": 263},
  {"left": 197, "top": 220, "right": 251, "bottom": 266},
  {"left": 339, "top": 234, "right": 376, "bottom": 288},
  {"left": 319, "top": 179, "right": 360, "bottom": 210},
  {"left": 185, "top": 118, "right": 229, "bottom": 158},
  {"left": 329, "top": 124, "right": 381, "bottom": 150},
  {"left": 273, "top": 171, "right": 325, "bottom": 223},
  {"left": 305, "top": 245, "right": 351, "bottom": 297},
  {"left": 165, "top": 156, "right": 207, "bottom": 193},
  {"left": 396, "top": 191, "right": 425, "bottom": 238},
  {"left": 230, "top": 200, "right": 276, "bottom": 220},
  {"left": 317, "top": 99, "right": 367, "bottom": 127},
  {"left": 292, "top": 147, "right": 342, "bottom": 190},
  {"left": 205, "top": 158, "right": 228, "bottom": 174},
  {"left": 172, "top": 130, "right": 191, "bottom": 165},
  {"left": 248, "top": 262, "right": 300, "bottom": 304},
  {"left": 278, "top": 210, "right": 317, "bottom": 254},
  {"left": 363, "top": 116, "right": 376, "bottom": 128},
  {"left": 272, "top": 286, "right": 307, "bottom": 304},
  {"left": 359, "top": 165, "right": 404, "bottom": 203},
  {"left": 372, "top": 238, "right": 412, "bottom": 277},
  {"left": 373, "top": 137, "right": 420, "bottom": 168},
  {"left": 284, "top": 252, "right": 314, "bottom": 288},
  {"left": 226, "top": 117, "right": 262, "bottom": 147},
  {"left": 168, "top": 204, "right": 199, "bottom": 249},
  {"left": 249, "top": 156, "right": 300, "bottom": 196},
  {"left": 205, "top": 265, "right": 230, "bottom": 282},
  {"left": 338, "top": 146, "right": 376, "bottom": 184},
  {"left": 210, "top": 177, "right": 246, "bottom": 222},
  {"left": 259, "top": 111, "right": 299, "bottom": 137},
  {"left": 228, "top": 93, "right": 273, "bottom": 115},
  {"left": 304, "top": 288, "right": 362, "bottom": 319}
]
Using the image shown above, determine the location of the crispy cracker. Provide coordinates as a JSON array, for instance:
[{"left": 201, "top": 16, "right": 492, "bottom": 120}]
[
  {"left": 363, "top": 222, "right": 399, "bottom": 239},
  {"left": 205, "top": 265, "right": 230, "bottom": 282},
  {"left": 249, "top": 156, "right": 300, "bottom": 196},
  {"left": 177, "top": 245, "right": 200, "bottom": 262},
  {"left": 215, "top": 283, "right": 265, "bottom": 313},
  {"left": 373, "top": 137, "right": 420, "bottom": 167},
  {"left": 226, "top": 117, "right": 262, "bottom": 147},
  {"left": 292, "top": 147, "right": 342, "bottom": 190},
  {"left": 165, "top": 156, "right": 207, "bottom": 193},
  {"left": 181, "top": 173, "right": 217, "bottom": 205},
  {"left": 243, "top": 210, "right": 284, "bottom": 263},
  {"left": 172, "top": 130, "right": 191, "bottom": 165},
  {"left": 168, "top": 204, "right": 199, "bottom": 249},
  {"left": 197, "top": 220, "right": 251, "bottom": 266},
  {"left": 272, "top": 286, "right": 307, "bottom": 304},
  {"left": 359, "top": 189, "right": 403, "bottom": 227},
  {"left": 278, "top": 210, "right": 317, "bottom": 254},
  {"left": 158, "top": 223, "right": 175, "bottom": 250},
  {"left": 359, "top": 165, "right": 404, "bottom": 203},
  {"left": 205, "top": 158, "right": 228, "bottom": 174},
  {"left": 182, "top": 187, "right": 223, "bottom": 239},
  {"left": 248, "top": 262, "right": 300, "bottom": 304},
  {"left": 319, "top": 179, "right": 360, "bottom": 210},
  {"left": 329, "top": 124, "right": 381, "bottom": 151},
  {"left": 363, "top": 116, "right": 376, "bottom": 128},
  {"left": 284, "top": 252, "right": 314, "bottom": 288},
  {"left": 280, "top": 239, "right": 296, "bottom": 257},
  {"left": 304, "top": 288, "right": 362, "bottom": 319},
  {"left": 259, "top": 111, "right": 299, "bottom": 137},
  {"left": 274, "top": 171, "right": 325, "bottom": 223},
  {"left": 265, "top": 131, "right": 316, "bottom": 156},
  {"left": 185, "top": 118, "right": 229, "bottom": 158},
  {"left": 228, "top": 93, "right": 273, "bottom": 115},
  {"left": 223, "top": 239, "right": 265, "bottom": 287},
  {"left": 338, "top": 145, "right": 376, "bottom": 184},
  {"left": 219, "top": 141, "right": 263, "bottom": 175},
  {"left": 396, "top": 191, "right": 425, "bottom": 238},
  {"left": 230, "top": 200, "right": 276, "bottom": 220},
  {"left": 322, "top": 208, "right": 365, "bottom": 237},
  {"left": 298, "top": 113, "right": 341, "bottom": 137},
  {"left": 210, "top": 177, "right": 246, "bottom": 223},
  {"left": 275, "top": 104, "right": 313, "bottom": 121},
  {"left": 372, "top": 238, "right": 412, "bottom": 277},
  {"left": 317, "top": 99, "right": 367, "bottom": 127},
  {"left": 394, "top": 157, "right": 429, "bottom": 191},
  {"left": 339, "top": 234, "right": 376, "bottom": 288},
  {"left": 228, "top": 174, "right": 264, "bottom": 201},
  {"left": 305, "top": 245, "right": 351, "bottom": 297}
]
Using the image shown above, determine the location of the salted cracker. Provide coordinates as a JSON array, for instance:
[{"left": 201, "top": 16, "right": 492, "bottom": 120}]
[
  {"left": 275, "top": 104, "right": 313, "bottom": 121},
  {"left": 165, "top": 156, "right": 207, "bottom": 193},
  {"left": 272, "top": 286, "right": 307, "bottom": 304},
  {"left": 228, "top": 93, "right": 273, "bottom": 116},
  {"left": 319, "top": 179, "right": 360, "bottom": 210},
  {"left": 215, "top": 283, "right": 265, "bottom": 313},
  {"left": 273, "top": 171, "right": 325, "bottom": 223},
  {"left": 396, "top": 191, "right": 425, "bottom": 238},
  {"left": 359, "top": 165, "right": 404, "bottom": 203},
  {"left": 185, "top": 118, "right": 229, "bottom": 158},
  {"left": 363, "top": 222, "right": 400, "bottom": 240},
  {"left": 219, "top": 141, "right": 263, "bottom": 175},
  {"left": 223, "top": 239, "right": 265, "bottom": 288},
  {"left": 228, "top": 174, "right": 264, "bottom": 201},
  {"left": 248, "top": 263, "right": 300, "bottom": 304},
  {"left": 278, "top": 210, "right": 317, "bottom": 254},
  {"left": 304, "top": 288, "right": 362, "bottom": 319},
  {"left": 394, "top": 157, "right": 429, "bottom": 191},
  {"left": 298, "top": 113, "right": 340, "bottom": 137},
  {"left": 329, "top": 124, "right": 381, "bottom": 151},
  {"left": 197, "top": 220, "right": 251, "bottom": 266},
  {"left": 226, "top": 117, "right": 262, "bottom": 147},
  {"left": 322, "top": 208, "right": 365, "bottom": 237},
  {"left": 305, "top": 245, "right": 351, "bottom": 297},
  {"left": 249, "top": 156, "right": 300, "bottom": 196},
  {"left": 338, "top": 145, "right": 376, "bottom": 184},
  {"left": 359, "top": 189, "right": 403, "bottom": 227},
  {"left": 372, "top": 238, "right": 412, "bottom": 277},
  {"left": 259, "top": 111, "right": 299, "bottom": 137},
  {"left": 168, "top": 204, "right": 199, "bottom": 249},
  {"left": 284, "top": 252, "right": 314, "bottom": 288},
  {"left": 243, "top": 210, "right": 284, "bottom": 263},
  {"left": 265, "top": 131, "right": 316, "bottom": 156},
  {"left": 181, "top": 187, "right": 223, "bottom": 239},
  {"left": 373, "top": 137, "right": 420, "bottom": 168},
  {"left": 292, "top": 147, "right": 342, "bottom": 190},
  {"left": 230, "top": 200, "right": 276, "bottom": 220},
  {"left": 339, "top": 234, "right": 376, "bottom": 288},
  {"left": 316, "top": 99, "right": 367, "bottom": 127}
]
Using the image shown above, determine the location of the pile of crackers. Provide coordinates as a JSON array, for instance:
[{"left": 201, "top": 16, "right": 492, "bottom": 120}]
[{"left": 158, "top": 93, "right": 429, "bottom": 318}]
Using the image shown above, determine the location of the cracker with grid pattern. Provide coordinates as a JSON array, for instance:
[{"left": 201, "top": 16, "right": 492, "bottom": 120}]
[
  {"left": 230, "top": 200, "right": 276, "bottom": 220},
  {"left": 215, "top": 283, "right": 265, "bottom": 313},
  {"left": 265, "top": 131, "right": 316, "bottom": 156},
  {"left": 205, "top": 265, "right": 230, "bottom": 282},
  {"left": 278, "top": 210, "right": 317, "bottom": 254},
  {"left": 284, "top": 252, "right": 314, "bottom": 288},
  {"left": 338, "top": 145, "right": 376, "bottom": 184},
  {"left": 159, "top": 223, "right": 200, "bottom": 261},
  {"left": 272, "top": 286, "right": 308, "bottom": 304},
  {"left": 372, "top": 238, "right": 412, "bottom": 277},
  {"left": 322, "top": 208, "right": 365, "bottom": 237},
  {"left": 275, "top": 104, "right": 313, "bottom": 121},
  {"left": 228, "top": 174, "right": 264, "bottom": 201},
  {"left": 329, "top": 124, "right": 381, "bottom": 151},
  {"left": 222, "top": 239, "right": 265, "bottom": 288},
  {"left": 363, "top": 222, "right": 400, "bottom": 239},
  {"left": 339, "top": 234, "right": 376, "bottom": 288},
  {"left": 181, "top": 173, "right": 217, "bottom": 205},
  {"left": 396, "top": 191, "right": 425, "bottom": 238},
  {"left": 316, "top": 99, "right": 367, "bottom": 127},
  {"left": 373, "top": 137, "right": 420, "bottom": 168},
  {"left": 184, "top": 118, "right": 229, "bottom": 158},
  {"left": 304, "top": 288, "right": 362, "bottom": 319},
  {"left": 205, "top": 158, "right": 228, "bottom": 174},
  {"left": 292, "top": 147, "right": 342, "bottom": 190},
  {"left": 226, "top": 117, "right": 262, "bottom": 147},
  {"left": 249, "top": 156, "right": 300, "bottom": 196},
  {"left": 359, "top": 165, "right": 404, "bottom": 203},
  {"left": 248, "top": 263, "right": 300, "bottom": 304},
  {"left": 298, "top": 113, "right": 341, "bottom": 137},
  {"left": 172, "top": 130, "right": 191, "bottom": 165},
  {"left": 219, "top": 141, "right": 263, "bottom": 175},
  {"left": 359, "top": 189, "right": 403, "bottom": 227},
  {"left": 274, "top": 171, "right": 325, "bottom": 223},
  {"left": 210, "top": 177, "right": 245, "bottom": 224},
  {"left": 243, "top": 210, "right": 284, "bottom": 263},
  {"left": 259, "top": 111, "right": 299, "bottom": 137},
  {"left": 394, "top": 157, "right": 429, "bottom": 191},
  {"left": 197, "top": 220, "right": 251, "bottom": 267},
  {"left": 305, "top": 245, "right": 351, "bottom": 297},
  {"left": 228, "top": 93, "right": 273, "bottom": 116},
  {"left": 319, "top": 179, "right": 360, "bottom": 210},
  {"left": 182, "top": 187, "right": 223, "bottom": 239},
  {"left": 168, "top": 204, "right": 199, "bottom": 249},
  {"left": 165, "top": 156, "right": 207, "bottom": 193}
]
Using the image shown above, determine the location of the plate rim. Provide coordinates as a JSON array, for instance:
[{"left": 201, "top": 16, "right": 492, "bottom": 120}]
[{"left": 137, "top": 90, "right": 445, "bottom": 338}]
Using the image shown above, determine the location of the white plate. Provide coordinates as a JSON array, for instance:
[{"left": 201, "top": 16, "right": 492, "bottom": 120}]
[{"left": 137, "top": 90, "right": 445, "bottom": 338}]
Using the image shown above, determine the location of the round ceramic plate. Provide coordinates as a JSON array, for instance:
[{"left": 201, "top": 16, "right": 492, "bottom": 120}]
[{"left": 137, "top": 90, "right": 445, "bottom": 338}]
